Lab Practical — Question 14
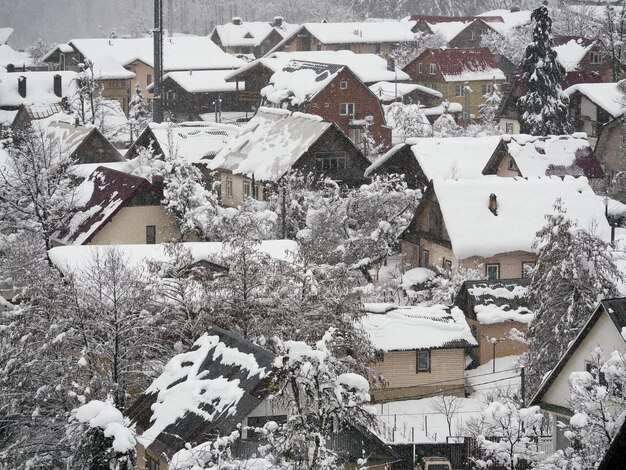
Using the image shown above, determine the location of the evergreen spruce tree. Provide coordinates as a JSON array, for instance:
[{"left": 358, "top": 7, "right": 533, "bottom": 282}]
[
  {"left": 517, "top": 4, "right": 570, "bottom": 136},
  {"left": 525, "top": 200, "right": 623, "bottom": 394},
  {"left": 128, "top": 84, "right": 149, "bottom": 138}
]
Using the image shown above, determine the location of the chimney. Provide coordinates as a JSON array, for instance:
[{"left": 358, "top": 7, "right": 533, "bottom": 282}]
[
  {"left": 6, "top": 63, "right": 14, "bottom": 73},
  {"left": 232, "top": 17, "right": 242, "bottom": 26},
  {"left": 273, "top": 16, "right": 283, "bottom": 27},
  {"left": 17, "top": 76, "right": 26, "bottom": 98},
  {"left": 489, "top": 193, "right": 498, "bottom": 216},
  {"left": 152, "top": 174, "right": 165, "bottom": 193},
  {"left": 53, "top": 74, "right": 62, "bottom": 97}
]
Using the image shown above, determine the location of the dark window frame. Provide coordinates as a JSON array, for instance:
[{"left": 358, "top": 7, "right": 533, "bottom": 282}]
[
  {"left": 416, "top": 350, "right": 431, "bottom": 373},
  {"left": 146, "top": 225, "right": 156, "bottom": 245},
  {"left": 315, "top": 152, "right": 347, "bottom": 172}
]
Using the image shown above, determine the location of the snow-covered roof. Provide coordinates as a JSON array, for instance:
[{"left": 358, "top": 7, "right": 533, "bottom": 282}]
[
  {"left": 0, "top": 27, "right": 13, "bottom": 45},
  {"left": 456, "top": 279, "right": 534, "bottom": 325},
  {"left": 0, "top": 109, "right": 17, "bottom": 125},
  {"left": 141, "top": 122, "right": 240, "bottom": 163},
  {"left": 228, "top": 50, "right": 410, "bottom": 85},
  {"left": 503, "top": 133, "right": 604, "bottom": 178},
  {"left": 430, "top": 176, "right": 611, "bottom": 259},
  {"left": 70, "top": 161, "right": 131, "bottom": 179},
  {"left": 53, "top": 166, "right": 154, "bottom": 246},
  {"left": 421, "top": 102, "right": 463, "bottom": 116},
  {"left": 410, "top": 136, "right": 502, "bottom": 180},
  {"left": 208, "top": 107, "right": 332, "bottom": 181},
  {"left": 361, "top": 304, "right": 477, "bottom": 351},
  {"left": 424, "top": 20, "right": 475, "bottom": 42},
  {"left": 418, "top": 48, "right": 505, "bottom": 82},
  {"left": 369, "top": 81, "right": 442, "bottom": 102},
  {"left": 0, "top": 71, "right": 78, "bottom": 107},
  {"left": 553, "top": 36, "right": 595, "bottom": 72},
  {"left": 163, "top": 69, "right": 244, "bottom": 93},
  {"left": 262, "top": 60, "right": 344, "bottom": 106},
  {"left": 48, "top": 240, "right": 298, "bottom": 276},
  {"left": 127, "top": 326, "right": 275, "bottom": 458},
  {"left": 46, "top": 122, "right": 120, "bottom": 161},
  {"left": 0, "top": 44, "right": 34, "bottom": 69},
  {"left": 563, "top": 82, "right": 626, "bottom": 118},
  {"left": 285, "top": 22, "right": 416, "bottom": 46},
  {"left": 212, "top": 20, "right": 299, "bottom": 47},
  {"left": 477, "top": 9, "right": 532, "bottom": 34}
]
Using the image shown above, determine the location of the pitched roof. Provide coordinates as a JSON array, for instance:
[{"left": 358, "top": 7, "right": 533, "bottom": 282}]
[
  {"left": 126, "top": 326, "right": 275, "bottom": 460},
  {"left": 553, "top": 36, "right": 595, "bottom": 71},
  {"left": 411, "top": 16, "right": 502, "bottom": 43},
  {"left": 530, "top": 298, "right": 626, "bottom": 411},
  {"left": 424, "top": 176, "right": 611, "bottom": 259},
  {"left": 476, "top": 9, "right": 532, "bottom": 33},
  {"left": 454, "top": 278, "right": 533, "bottom": 324},
  {"left": 369, "top": 81, "right": 442, "bottom": 102},
  {"left": 411, "top": 48, "right": 505, "bottom": 82},
  {"left": 53, "top": 166, "right": 154, "bottom": 245},
  {"left": 208, "top": 107, "right": 333, "bottom": 181},
  {"left": 564, "top": 82, "right": 626, "bottom": 118},
  {"left": 0, "top": 27, "right": 13, "bottom": 45},
  {"left": 0, "top": 44, "right": 35, "bottom": 70},
  {"left": 46, "top": 122, "right": 121, "bottom": 162},
  {"left": 212, "top": 20, "right": 299, "bottom": 47},
  {"left": 0, "top": 71, "right": 78, "bottom": 107},
  {"left": 361, "top": 304, "right": 478, "bottom": 351},
  {"left": 501, "top": 133, "right": 604, "bottom": 179},
  {"left": 163, "top": 69, "right": 244, "bottom": 93}
]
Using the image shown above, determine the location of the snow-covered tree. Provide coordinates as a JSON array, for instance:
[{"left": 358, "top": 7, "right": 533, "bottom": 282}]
[
  {"left": 384, "top": 102, "right": 432, "bottom": 138},
  {"left": 0, "top": 125, "right": 78, "bottom": 255},
  {"left": 479, "top": 80, "right": 503, "bottom": 133},
  {"left": 517, "top": 5, "right": 570, "bottom": 136},
  {"left": 525, "top": 200, "right": 623, "bottom": 394},
  {"left": 481, "top": 24, "right": 533, "bottom": 64},
  {"left": 128, "top": 84, "right": 149, "bottom": 139},
  {"left": 27, "top": 38, "right": 53, "bottom": 65},
  {"left": 74, "top": 58, "right": 101, "bottom": 125},
  {"left": 388, "top": 31, "right": 447, "bottom": 69},
  {"left": 598, "top": 3, "right": 626, "bottom": 82}
]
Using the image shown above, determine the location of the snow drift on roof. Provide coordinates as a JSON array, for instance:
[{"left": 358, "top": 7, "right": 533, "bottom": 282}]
[
  {"left": 46, "top": 122, "right": 95, "bottom": 157},
  {"left": 213, "top": 20, "right": 299, "bottom": 47},
  {"left": 296, "top": 22, "right": 415, "bottom": 45},
  {"left": 504, "top": 133, "right": 604, "bottom": 178},
  {"left": 426, "top": 20, "right": 475, "bottom": 42},
  {"left": 465, "top": 280, "right": 533, "bottom": 325},
  {"left": 564, "top": 82, "right": 626, "bottom": 118},
  {"left": 432, "top": 176, "right": 610, "bottom": 259},
  {"left": 421, "top": 48, "right": 505, "bottom": 82},
  {"left": 477, "top": 9, "right": 532, "bottom": 34},
  {"left": 361, "top": 304, "right": 477, "bottom": 351},
  {"left": 0, "top": 71, "right": 78, "bottom": 107},
  {"left": 163, "top": 69, "right": 244, "bottom": 93},
  {"left": 0, "top": 27, "right": 13, "bottom": 45},
  {"left": 369, "top": 81, "right": 442, "bottom": 101},
  {"left": 209, "top": 108, "right": 331, "bottom": 181},
  {"left": 0, "top": 44, "right": 34, "bottom": 68},
  {"left": 553, "top": 36, "right": 595, "bottom": 72}
]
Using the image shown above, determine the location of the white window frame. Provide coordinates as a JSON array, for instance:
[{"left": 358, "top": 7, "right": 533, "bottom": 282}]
[
  {"left": 226, "top": 177, "right": 233, "bottom": 198},
  {"left": 590, "top": 51, "right": 602, "bottom": 64},
  {"left": 340, "top": 103, "right": 355, "bottom": 116},
  {"left": 429, "top": 63, "right": 436, "bottom": 75},
  {"left": 243, "top": 181, "right": 251, "bottom": 198},
  {"left": 486, "top": 264, "right": 500, "bottom": 280},
  {"left": 340, "top": 81, "right": 348, "bottom": 89},
  {"left": 418, "top": 63, "right": 423, "bottom": 74},
  {"left": 455, "top": 84, "right": 463, "bottom": 97}
]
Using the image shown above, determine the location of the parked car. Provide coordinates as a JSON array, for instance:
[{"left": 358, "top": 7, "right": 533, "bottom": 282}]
[{"left": 416, "top": 456, "right": 453, "bottom": 470}]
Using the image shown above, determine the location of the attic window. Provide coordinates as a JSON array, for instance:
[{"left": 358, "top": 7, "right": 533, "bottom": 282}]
[
  {"left": 244, "top": 32, "right": 254, "bottom": 39},
  {"left": 146, "top": 455, "right": 160, "bottom": 470},
  {"left": 507, "top": 158, "right": 518, "bottom": 171},
  {"left": 486, "top": 264, "right": 500, "bottom": 280},
  {"left": 340, "top": 81, "right": 348, "bottom": 89}
]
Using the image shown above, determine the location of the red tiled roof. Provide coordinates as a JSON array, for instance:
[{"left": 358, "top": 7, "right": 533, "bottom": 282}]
[
  {"left": 415, "top": 47, "right": 503, "bottom": 78},
  {"left": 562, "top": 70, "right": 603, "bottom": 88}
]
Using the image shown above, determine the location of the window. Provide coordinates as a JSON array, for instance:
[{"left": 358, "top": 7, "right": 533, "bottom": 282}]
[
  {"left": 486, "top": 264, "right": 500, "bottom": 280},
  {"left": 470, "top": 30, "right": 475, "bottom": 40},
  {"left": 146, "top": 74, "right": 152, "bottom": 86},
  {"left": 146, "top": 455, "right": 160, "bottom": 470},
  {"left": 443, "top": 259, "right": 452, "bottom": 271},
  {"left": 482, "top": 84, "right": 492, "bottom": 95},
  {"left": 243, "top": 181, "right": 251, "bottom": 198},
  {"left": 507, "top": 158, "right": 518, "bottom": 171},
  {"left": 340, "top": 103, "right": 355, "bottom": 116},
  {"left": 419, "top": 247, "right": 429, "bottom": 268},
  {"left": 429, "top": 63, "right": 436, "bottom": 75},
  {"left": 252, "top": 184, "right": 260, "bottom": 200},
  {"left": 429, "top": 83, "right": 437, "bottom": 91},
  {"left": 418, "top": 63, "right": 423, "bottom": 74},
  {"left": 340, "top": 81, "right": 348, "bottom": 89},
  {"left": 505, "top": 122, "right": 514, "bottom": 134},
  {"left": 146, "top": 225, "right": 156, "bottom": 245},
  {"left": 522, "top": 261, "right": 535, "bottom": 278},
  {"left": 226, "top": 177, "right": 233, "bottom": 198},
  {"left": 455, "top": 84, "right": 464, "bottom": 97},
  {"left": 315, "top": 152, "right": 347, "bottom": 171},
  {"left": 349, "top": 127, "right": 364, "bottom": 145},
  {"left": 590, "top": 51, "right": 602, "bottom": 64},
  {"left": 416, "top": 350, "right": 430, "bottom": 372}
]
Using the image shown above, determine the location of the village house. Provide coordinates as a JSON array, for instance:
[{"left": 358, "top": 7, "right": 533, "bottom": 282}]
[
  {"left": 530, "top": 298, "right": 626, "bottom": 452},
  {"left": 43, "top": 37, "right": 244, "bottom": 113},
  {"left": 362, "top": 303, "right": 477, "bottom": 401},
  {"left": 267, "top": 21, "right": 416, "bottom": 56},
  {"left": 125, "top": 326, "right": 396, "bottom": 469},
  {"left": 482, "top": 133, "right": 605, "bottom": 181},
  {"left": 554, "top": 36, "right": 616, "bottom": 86},
  {"left": 0, "top": 71, "right": 77, "bottom": 114},
  {"left": 208, "top": 108, "right": 370, "bottom": 207},
  {"left": 210, "top": 16, "right": 299, "bottom": 57},
  {"left": 366, "top": 135, "right": 504, "bottom": 188},
  {"left": 53, "top": 166, "right": 182, "bottom": 246},
  {"left": 260, "top": 59, "right": 393, "bottom": 148},
  {"left": 46, "top": 121, "right": 123, "bottom": 165},
  {"left": 400, "top": 176, "right": 610, "bottom": 279},
  {"left": 454, "top": 279, "right": 532, "bottom": 365},
  {"left": 403, "top": 48, "right": 507, "bottom": 122}
]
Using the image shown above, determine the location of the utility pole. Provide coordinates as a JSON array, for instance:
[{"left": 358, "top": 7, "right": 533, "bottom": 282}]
[
  {"left": 168, "top": 0, "right": 173, "bottom": 38},
  {"left": 520, "top": 366, "right": 526, "bottom": 407},
  {"left": 153, "top": 0, "right": 164, "bottom": 123}
]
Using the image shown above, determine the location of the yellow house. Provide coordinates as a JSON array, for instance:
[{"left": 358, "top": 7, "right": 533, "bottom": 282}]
[
  {"left": 401, "top": 176, "right": 610, "bottom": 280},
  {"left": 362, "top": 303, "right": 477, "bottom": 402}
]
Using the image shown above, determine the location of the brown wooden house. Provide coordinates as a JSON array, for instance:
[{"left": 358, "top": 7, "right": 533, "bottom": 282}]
[
  {"left": 210, "top": 17, "right": 296, "bottom": 57},
  {"left": 47, "top": 121, "right": 123, "bottom": 165}
]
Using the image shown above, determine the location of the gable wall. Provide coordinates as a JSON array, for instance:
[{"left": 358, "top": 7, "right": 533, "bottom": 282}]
[
  {"left": 277, "top": 30, "right": 395, "bottom": 55},
  {"left": 136, "top": 444, "right": 168, "bottom": 470},
  {"left": 128, "top": 60, "right": 154, "bottom": 105},
  {"left": 369, "top": 146, "right": 427, "bottom": 189},
  {"left": 596, "top": 119, "right": 626, "bottom": 175},
  {"left": 448, "top": 21, "right": 493, "bottom": 49},
  {"left": 218, "top": 172, "right": 266, "bottom": 208},
  {"left": 74, "top": 131, "right": 123, "bottom": 164},
  {"left": 467, "top": 319, "right": 529, "bottom": 364}
]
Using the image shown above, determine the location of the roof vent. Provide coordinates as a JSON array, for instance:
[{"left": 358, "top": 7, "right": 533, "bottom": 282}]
[
  {"left": 232, "top": 17, "right": 242, "bottom": 26},
  {"left": 53, "top": 74, "right": 62, "bottom": 97},
  {"left": 489, "top": 193, "right": 498, "bottom": 216},
  {"left": 510, "top": 6, "right": 521, "bottom": 12},
  {"left": 273, "top": 16, "right": 283, "bottom": 27},
  {"left": 17, "top": 75, "right": 26, "bottom": 98}
]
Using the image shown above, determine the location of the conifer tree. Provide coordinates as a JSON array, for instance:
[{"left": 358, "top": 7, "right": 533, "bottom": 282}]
[
  {"left": 128, "top": 84, "right": 149, "bottom": 139},
  {"left": 517, "top": 4, "right": 570, "bottom": 136}
]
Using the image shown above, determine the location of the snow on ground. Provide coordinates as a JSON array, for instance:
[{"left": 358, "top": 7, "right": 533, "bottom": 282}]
[{"left": 465, "top": 355, "right": 522, "bottom": 401}]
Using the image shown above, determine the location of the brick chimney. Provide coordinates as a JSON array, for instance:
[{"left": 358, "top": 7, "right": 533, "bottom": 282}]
[
  {"left": 489, "top": 193, "right": 498, "bottom": 216},
  {"left": 6, "top": 63, "right": 14, "bottom": 73},
  {"left": 17, "top": 76, "right": 26, "bottom": 98},
  {"left": 232, "top": 17, "right": 242, "bottom": 26},
  {"left": 53, "top": 74, "right": 62, "bottom": 97},
  {"left": 273, "top": 16, "right": 283, "bottom": 27}
]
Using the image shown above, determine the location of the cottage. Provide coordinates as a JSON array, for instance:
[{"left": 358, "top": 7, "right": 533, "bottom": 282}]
[
  {"left": 210, "top": 16, "right": 299, "bottom": 57},
  {"left": 530, "top": 298, "right": 626, "bottom": 452},
  {"left": 554, "top": 36, "right": 616, "bottom": 85},
  {"left": 362, "top": 303, "right": 477, "bottom": 401},
  {"left": 410, "top": 15, "right": 503, "bottom": 49},
  {"left": 401, "top": 176, "right": 610, "bottom": 279},
  {"left": 46, "top": 121, "right": 123, "bottom": 165},
  {"left": 403, "top": 48, "right": 506, "bottom": 122},
  {"left": 366, "top": 135, "right": 504, "bottom": 188},
  {"left": 208, "top": 108, "right": 370, "bottom": 207},
  {"left": 483, "top": 133, "right": 605, "bottom": 180},
  {"left": 261, "top": 59, "right": 392, "bottom": 148},
  {"left": 268, "top": 21, "right": 416, "bottom": 56},
  {"left": 53, "top": 166, "right": 180, "bottom": 246},
  {"left": 454, "top": 279, "right": 533, "bottom": 365}
]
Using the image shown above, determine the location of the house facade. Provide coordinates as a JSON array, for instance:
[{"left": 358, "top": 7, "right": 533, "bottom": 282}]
[
  {"left": 210, "top": 17, "right": 295, "bottom": 57},
  {"left": 554, "top": 36, "right": 616, "bottom": 84}
]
